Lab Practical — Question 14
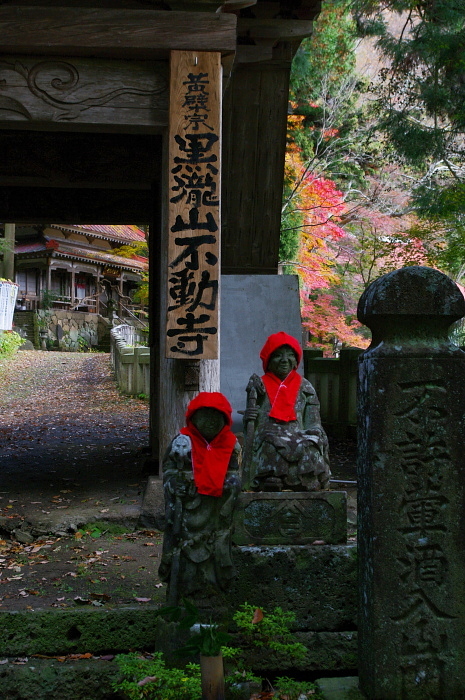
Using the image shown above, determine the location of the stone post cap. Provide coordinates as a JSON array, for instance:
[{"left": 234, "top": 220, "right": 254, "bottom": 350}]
[{"left": 357, "top": 266, "right": 465, "bottom": 352}]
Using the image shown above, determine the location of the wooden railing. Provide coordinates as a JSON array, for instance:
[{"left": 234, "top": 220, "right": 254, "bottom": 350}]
[{"left": 110, "top": 324, "right": 150, "bottom": 396}]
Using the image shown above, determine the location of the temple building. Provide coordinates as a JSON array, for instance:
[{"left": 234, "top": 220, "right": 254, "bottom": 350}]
[{"left": 13, "top": 224, "right": 148, "bottom": 315}]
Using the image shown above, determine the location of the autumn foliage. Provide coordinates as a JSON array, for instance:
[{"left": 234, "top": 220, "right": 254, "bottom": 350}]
[{"left": 282, "top": 131, "right": 367, "bottom": 354}]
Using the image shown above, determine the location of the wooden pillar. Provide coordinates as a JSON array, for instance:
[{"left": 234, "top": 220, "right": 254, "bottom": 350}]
[
  {"left": 70, "top": 265, "right": 75, "bottom": 308},
  {"left": 221, "top": 48, "right": 293, "bottom": 274},
  {"left": 46, "top": 259, "right": 52, "bottom": 292},
  {"left": 118, "top": 273, "right": 124, "bottom": 316},
  {"left": 96, "top": 269, "right": 100, "bottom": 315},
  {"left": 2, "top": 223, "right": 15, "bottom": 282}
]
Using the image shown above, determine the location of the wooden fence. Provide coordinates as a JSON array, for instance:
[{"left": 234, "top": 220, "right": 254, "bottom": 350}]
[
  {"left": 111, "top": 324, "right": 150, "bottom": 397},
  {"left": 304, "top": 347, "right": 362, "bottom": 435}
]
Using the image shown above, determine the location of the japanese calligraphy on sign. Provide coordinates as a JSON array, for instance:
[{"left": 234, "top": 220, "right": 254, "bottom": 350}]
[{"left": 166, "top": 51, "right": 221, "bottom": 359}]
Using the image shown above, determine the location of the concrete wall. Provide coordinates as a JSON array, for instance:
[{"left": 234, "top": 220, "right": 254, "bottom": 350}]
[{"left": 220, "top": 274, "right": 303, "bottom": 431}]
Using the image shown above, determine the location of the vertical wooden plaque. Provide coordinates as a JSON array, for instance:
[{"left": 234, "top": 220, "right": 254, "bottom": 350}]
[{"left": 166, "top": 50, "right": 221, "bottom": 359}]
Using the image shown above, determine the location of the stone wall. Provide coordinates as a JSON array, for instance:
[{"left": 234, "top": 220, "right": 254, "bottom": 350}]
[{"left": 38, "top": 310, "right": 99, "bottom": 351}]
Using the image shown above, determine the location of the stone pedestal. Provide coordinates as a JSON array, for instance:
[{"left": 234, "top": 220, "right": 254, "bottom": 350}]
[
  {"left": 233, "top": 491, "right": 347, "bottom": 545},
  {"left": 357, "top": 266, "right": 465, "bottom": 699}
]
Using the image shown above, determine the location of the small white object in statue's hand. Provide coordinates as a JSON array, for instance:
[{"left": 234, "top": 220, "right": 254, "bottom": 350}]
[{"left": 171, "top": 434, "right": 192, "bottom": 457}]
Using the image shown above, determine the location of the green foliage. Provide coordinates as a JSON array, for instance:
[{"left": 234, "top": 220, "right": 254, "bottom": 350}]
[
  {"left": 0, "top": 236, "right": 14, "bottom": 254},
  {"left": 352, "top": 0, "right": 465, "bottom": 209},
  {"left": 115, "top": 604, "right": 313, "bottom": 700},
  {"left": 291, "top": 0, "right": 356, "bottom": 105},
  {"left": 75, "top": 522, "right": 130, "bottom": 540},
  {"left": 226, "top": 603, "right": 308, "bottom": 663},
  {"left": 77, "top": 335, "right": 90, "bottom": 352},
  {"left": 155, "top": 598, "right": 231, "bottom": 657},
  {"left": 40, "top": 289, "right": 59, "bottom": 310},
  {"left": 0, "top": 331, "right": 23, "bottom": 356},
  {"left": 132, "top": 275, "right": 149, "bottom": 308},
  {"left": 37, "top": 312, "right": 49, "bottom": 330},
  {"left": 273, "top": 675, "right": 320, "bottom": 699},
  {"left": 282, "top": 0, "right": 374, "bottom": 284},
  {"left": 279, "top": 205, "right": 303, "bottom": 266},
  {"left": 112, "top": 652, "right": 201, "bottom": 700},
  {"left": 112, "top": 242, "right": 149, "bottom": 259},
  {"left": 178, "top": 623, "right": 231, "bottom": 657},
  {"left": 112, "top": 241, "right": 149, "bottom": 308},
  {"left": 288, "top": 0, "right": 371, "bottom": 189}
]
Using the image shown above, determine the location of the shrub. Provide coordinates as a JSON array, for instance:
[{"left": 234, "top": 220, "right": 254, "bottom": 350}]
[
  {"left": 0, "top": 331, "right": 23, "bottom": 356},
  {"left": 112, "top": 651, "right": 201, "bottom": 700},
  {"left": 227, "top": 602, "right": 308, "bottom": 662}
]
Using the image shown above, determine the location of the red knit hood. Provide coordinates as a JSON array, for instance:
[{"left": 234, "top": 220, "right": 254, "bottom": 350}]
[
  {"left": 181, "top": 392, "right": 236, "bottom": 497},
  {"left": 259, "top": 332, "right": 302, "bottom": 372},
  {"left": 185, "top": 392, "right": 233, "bottom": 428}
]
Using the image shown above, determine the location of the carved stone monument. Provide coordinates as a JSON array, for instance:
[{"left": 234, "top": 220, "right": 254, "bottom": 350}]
[
  {"left": 158, "top": 392, "right": 241, "bottom": 605},
  {"left": 357, "top": 266, "right": 465, "bottom": 699},
  {"left": 242, "top": 332, "right": 331, "bottom": 492}
]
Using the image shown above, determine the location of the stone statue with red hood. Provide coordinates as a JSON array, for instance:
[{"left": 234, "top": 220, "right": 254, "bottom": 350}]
[
  {"left": 243, "top": 332, "right": 331, "bottom": 492},
  {"left": 158, "top": 392, "right": 241, "bottom": 604}
]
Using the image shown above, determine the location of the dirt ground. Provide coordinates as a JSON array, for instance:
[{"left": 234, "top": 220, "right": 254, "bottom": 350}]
[
  {"left": 0, "top": 350, "right": 356, "bottom": 613},
  {"left": 0, "top": 350, "right": 166, "bottom": 611}
]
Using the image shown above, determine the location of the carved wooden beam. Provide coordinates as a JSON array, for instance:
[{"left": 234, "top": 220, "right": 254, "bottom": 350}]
[
  {"left": 0, "top": 56, "right": 168, "bottom": 128},
  {"left": 0, "top": 7, "right": 237, "bottom": 58}
]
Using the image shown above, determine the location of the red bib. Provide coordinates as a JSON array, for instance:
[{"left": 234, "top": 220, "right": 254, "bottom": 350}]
[
  {"left": 262, "top": 369, "right": 302, "bottom": 422},
  {"left": 181, "top": 392, "right": 236, "bottom": 497}
]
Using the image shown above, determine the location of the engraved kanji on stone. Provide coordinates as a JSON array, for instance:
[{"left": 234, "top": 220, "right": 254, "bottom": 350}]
[
  {"left": 398, "top": 543, "right": 449, "bottom": 591},
  {"left": 400, "top": 613, "right": 448, "bottom": 656},
  {"left": 399, "top": 495, "right": 449, "bottom": 534},
  {"left": 395, "top": 381, "right": 448, "bottom": 420}
]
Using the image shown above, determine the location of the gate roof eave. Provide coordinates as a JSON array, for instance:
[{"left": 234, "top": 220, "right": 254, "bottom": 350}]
[{"left": 0, "top": 6, "right": 237, "bottom": 59}]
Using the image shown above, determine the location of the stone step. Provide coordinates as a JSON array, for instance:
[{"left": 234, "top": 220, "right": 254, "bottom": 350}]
[
  {"left": 0, "top": 656, "right": 119, "bottom": 700},
  {"left": 0, "top": 606, "right": 160, "bottom": 658}
]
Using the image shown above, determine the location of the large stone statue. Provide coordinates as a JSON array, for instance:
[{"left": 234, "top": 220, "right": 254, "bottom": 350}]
[
  {"left": 243, "top": 332, "right": 330, "bottom": 492},
  {"left": 159, "top": 392, "right": 241, "bottom": 604}
]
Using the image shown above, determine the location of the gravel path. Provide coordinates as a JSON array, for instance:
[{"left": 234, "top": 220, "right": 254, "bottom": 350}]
[
  {"left": 0, "top": 351, "right": 166, "bottom": 611},
  {"left": 0, "top": 350, "right": 150, "bottom": 523}
]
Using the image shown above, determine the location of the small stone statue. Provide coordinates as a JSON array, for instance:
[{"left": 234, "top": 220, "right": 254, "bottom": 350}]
[
  {"left": 159, "top": 392, "right": 241, "bottom": 604},
  {"left": 243, "top": 332, "right": 330, "bottom": 492}
]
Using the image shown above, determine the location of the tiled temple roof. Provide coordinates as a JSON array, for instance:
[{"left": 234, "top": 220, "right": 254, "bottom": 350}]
[
  {"left": 48, "top": 224, "right": 147, "bottom": 244},
  {"left": 15, "top": 239, "right": 148, "bottom": 273}
]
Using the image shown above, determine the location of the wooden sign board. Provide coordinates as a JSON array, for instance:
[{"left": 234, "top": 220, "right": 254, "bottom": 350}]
[{"left": 166, "top": 50, "right": 221, "bottom": 359}]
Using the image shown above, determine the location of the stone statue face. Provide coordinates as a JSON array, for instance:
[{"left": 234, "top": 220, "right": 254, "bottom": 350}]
[
  {"left": 191, "top": 407, "right": 226, "bottom": 441},
  {"left": 267, "top": 344, "right": 298, "bottom": 379}
]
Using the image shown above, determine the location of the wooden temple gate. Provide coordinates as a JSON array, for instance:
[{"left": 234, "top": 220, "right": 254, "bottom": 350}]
[{"left": 0, "top": 0, "right": 321, "bottom": 469}]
